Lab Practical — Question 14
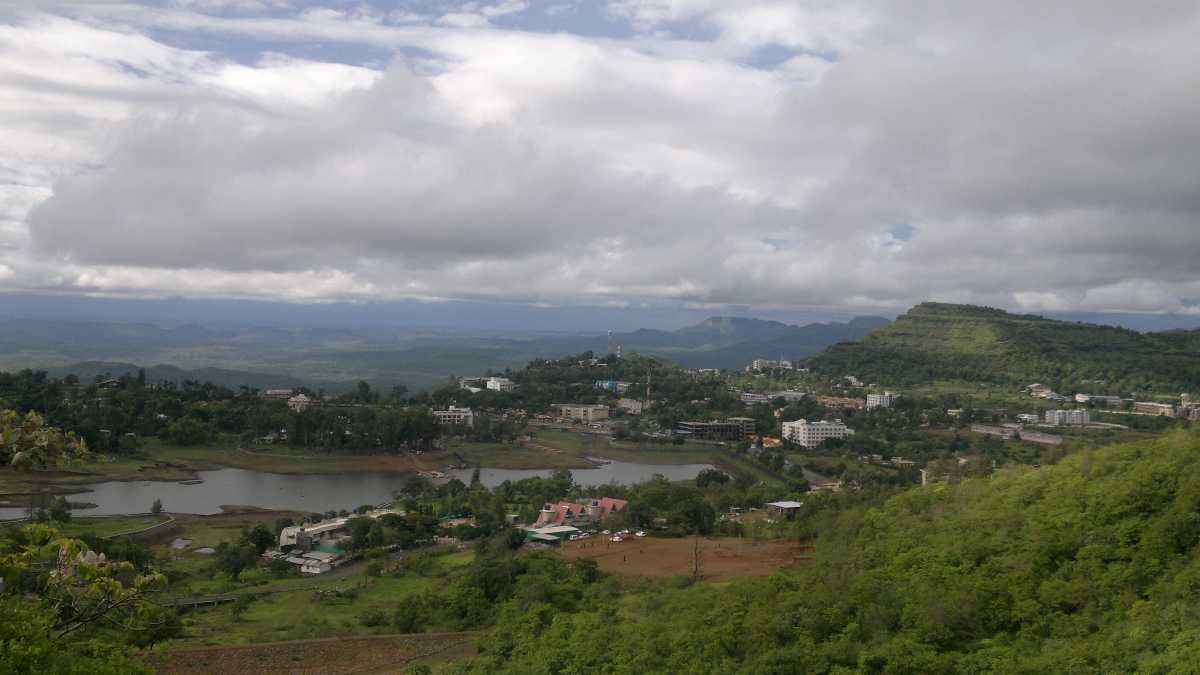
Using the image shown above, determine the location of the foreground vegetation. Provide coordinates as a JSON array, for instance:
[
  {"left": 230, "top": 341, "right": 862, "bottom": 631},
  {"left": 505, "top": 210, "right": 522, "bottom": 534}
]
[
  {"left": 449, "top": 428, "right": 1200, "bottom": 673},
  {"left": 9, "top": 407, "right": 1200, "bottom": 673}
]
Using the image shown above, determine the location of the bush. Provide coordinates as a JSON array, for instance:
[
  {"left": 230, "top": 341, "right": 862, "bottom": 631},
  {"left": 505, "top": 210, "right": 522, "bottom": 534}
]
[{"left": 360, "top": 609, "right": 388, "bottom": 627}]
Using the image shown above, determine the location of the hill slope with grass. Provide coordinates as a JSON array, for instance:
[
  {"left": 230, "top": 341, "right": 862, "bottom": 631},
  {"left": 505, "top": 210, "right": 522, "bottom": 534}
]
[
  {"left": 807, "top": 302, "right": 1200, "bottom": 392},
  {"left": 457, "top": 429, "right": 1200, "bottom": 673}
]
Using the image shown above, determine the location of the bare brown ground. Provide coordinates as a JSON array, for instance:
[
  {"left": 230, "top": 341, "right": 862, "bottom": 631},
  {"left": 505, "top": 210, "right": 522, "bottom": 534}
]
[
  {"left": 145, "top": 632, "right": 478, "bottom": 675},
  {"left": 557, "top": 536, "right": 813, "bottom": 582}
]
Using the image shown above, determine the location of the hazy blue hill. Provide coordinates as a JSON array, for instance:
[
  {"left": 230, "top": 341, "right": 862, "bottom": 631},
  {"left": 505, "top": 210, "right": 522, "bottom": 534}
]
[
  {"left": 0, "top": 314, "right": 890, "bottom": 391},
  {"left": 0, "top": 319, "right": 216, "bottom": 357},
  {"left": 666, "top": 315, "right": 892, "bottom": 368},
  {"left": 673, "top": 316, "right": 797, "bottom": 343},
  {"left": 809, "top": 302, "right": 1200, "bottom": 392},
  {"left": 45, "top": 361, "right": 309, "bottom": 390}
]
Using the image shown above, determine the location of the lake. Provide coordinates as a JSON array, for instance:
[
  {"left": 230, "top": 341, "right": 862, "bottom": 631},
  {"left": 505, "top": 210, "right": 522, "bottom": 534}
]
[{"left": 0, "top": 459, "right": 717, "bottom": 518}]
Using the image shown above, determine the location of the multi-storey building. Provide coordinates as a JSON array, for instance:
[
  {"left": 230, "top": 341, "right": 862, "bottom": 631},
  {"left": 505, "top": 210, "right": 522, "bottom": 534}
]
[
  {"left": 554, "top": 404, "right": 610, "bottom": 423},
  {"left": 1044, "top": 409, "right": 1089, "bottom": 426},
  {"left": 781, "top": 419, "right": 851, "bottom": 448},
  {"left": 486, "top": 377, "right": 515, "bottom": 392},
  {"left": 675, "top": 417, "right": 756, "bottom": 441},
  {"left": 1133, "top": 401, "right": 1176, "bottom": 417},
  {"left": 617, "top": 398, "right": 647, "bottom": 414},
  {"left": 866, "top": 392, "right": 898, "bottom": 409},
  {"left": 433, "top": 406, "right": 475, "bottom": 427}
]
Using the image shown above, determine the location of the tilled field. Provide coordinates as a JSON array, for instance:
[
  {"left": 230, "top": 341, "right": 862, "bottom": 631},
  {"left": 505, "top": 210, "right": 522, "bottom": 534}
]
[
  {"left": 558, "top": 536, "right": 812, "bottom": 581},
  {"left": 146, "top": 631, "right": 478, "bottom": 674}
]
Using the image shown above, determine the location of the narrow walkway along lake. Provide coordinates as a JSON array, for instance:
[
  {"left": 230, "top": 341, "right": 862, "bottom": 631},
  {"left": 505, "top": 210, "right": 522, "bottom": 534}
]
[{"left": 0, "top": 459, "right": 716, "bottom": 518}]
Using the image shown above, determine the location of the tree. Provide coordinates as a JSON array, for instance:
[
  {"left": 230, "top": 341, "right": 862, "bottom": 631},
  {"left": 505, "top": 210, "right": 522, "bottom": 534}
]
[
  {"left": 695, "top": 468, "right": 730, "bottom": 489},
  {"left": 150, "top": 498, "right": 163, "bottom": 515},
  {"left": 1, "top": 410, "right": 88, "bottom": 469},
  {"left": 213, "top": 542, "right": 258, "bottom": 581},
  {"left": 0, "top": 524, "right": 169, "bottom": 646},
  {"left": 242, "top": 525, "right": 275, "bottom": 555},
  {"left": 165, "top": 417, "right": 211, "bottom": 446},
  {"left": 0, "top": 597, "right": 152, "bottom": 674},
  {"left": 48, "top": 496, "right": 71, "bottom": 523}
]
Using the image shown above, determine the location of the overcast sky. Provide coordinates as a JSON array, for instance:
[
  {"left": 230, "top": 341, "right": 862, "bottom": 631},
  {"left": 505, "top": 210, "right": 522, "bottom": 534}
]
[{"left": 2, "top": 0, "right": 1199, "bottom": 317}]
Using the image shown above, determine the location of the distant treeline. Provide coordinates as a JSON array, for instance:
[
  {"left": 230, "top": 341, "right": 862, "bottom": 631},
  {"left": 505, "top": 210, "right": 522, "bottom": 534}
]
[{"left": 0, "top": 369, "right": 440, "bottom": 453}]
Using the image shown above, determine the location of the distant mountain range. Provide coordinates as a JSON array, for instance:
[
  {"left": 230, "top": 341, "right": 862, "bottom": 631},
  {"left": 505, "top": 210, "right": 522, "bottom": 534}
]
[
  {"left": 0, "top": 314, "right": 889, "bottom": 391},
  {"left": 808, "top": 302, "right": 1200, "bottom": 392},
  {"left": 43, "top": 362, "right": 310, "bottom": 390}
]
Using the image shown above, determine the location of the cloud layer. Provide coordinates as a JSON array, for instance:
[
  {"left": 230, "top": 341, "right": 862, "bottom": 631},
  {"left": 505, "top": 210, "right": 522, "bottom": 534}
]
[{"left": 3, "top": 1, "right": 1200, "bottom": 314}]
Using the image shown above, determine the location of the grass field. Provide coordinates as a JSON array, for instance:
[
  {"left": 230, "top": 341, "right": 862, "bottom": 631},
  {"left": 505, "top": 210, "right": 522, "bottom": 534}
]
[
  {"left": 147, "top": 631, "right": 480, "bottom": 675},
  {"left": 172, "top": 574, "right": 439, "bottom": 645},
  {"left": 53, "top": 513, "right": 173, "bottom": 538},
  {"left": 442, "top": 439, "right": 593, "bottom": 470}
]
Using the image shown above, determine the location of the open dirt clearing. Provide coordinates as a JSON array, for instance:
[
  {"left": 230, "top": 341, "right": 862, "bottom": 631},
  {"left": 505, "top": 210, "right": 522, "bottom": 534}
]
[
  {"left": 558, "top": 536, "right": 812, "bottom": 581},
  {"left": 146, "top": 631, "right": 478, "bottom": 674}
]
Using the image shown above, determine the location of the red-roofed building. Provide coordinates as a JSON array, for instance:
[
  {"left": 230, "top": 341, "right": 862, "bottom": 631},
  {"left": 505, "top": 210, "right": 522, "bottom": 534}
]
[{"left": 533, "top": 497, "right": 628, "bottom": 528}]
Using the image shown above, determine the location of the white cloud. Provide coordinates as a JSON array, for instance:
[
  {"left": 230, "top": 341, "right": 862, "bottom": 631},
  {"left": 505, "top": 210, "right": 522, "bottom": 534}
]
[{"left": 1, "top": 1, "right": 1199, "bottom": 315}]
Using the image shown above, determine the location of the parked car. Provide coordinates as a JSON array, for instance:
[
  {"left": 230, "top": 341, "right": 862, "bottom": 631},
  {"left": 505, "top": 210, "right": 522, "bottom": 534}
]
[{"left": 635, "top": 531, "right": 646, "bottom": 537}]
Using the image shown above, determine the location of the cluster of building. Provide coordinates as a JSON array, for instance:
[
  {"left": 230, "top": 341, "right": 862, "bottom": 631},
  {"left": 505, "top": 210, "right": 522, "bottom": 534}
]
[
  {"left": 525, "top": 497, "right": 628, "bottom": 545},
  {"left": 460, "top": 376, "right": 515, "bottom": 393},
  {"left": 268, "top": 508, "right": 401, "bottom": 575},
  {"left": 594, "top": 380, "right": 633, "bottom": 394},
  {"left": 970, "top": 424, "right": 1064, "bottom": 446},
  {"left": 814, "top": 395, "right": 866, "bottom": 410},
  {"left": 738, "top": 390, "right": 807, "bottom": 405},
  {"left": 260, "top": 389, "right": 316, "bottom": 412},
  {"left": 781, "top": 419, "right": 852, "bottom": 448},
  {"left": 749, "top": 359, "right": 794, "bottom": 371}
]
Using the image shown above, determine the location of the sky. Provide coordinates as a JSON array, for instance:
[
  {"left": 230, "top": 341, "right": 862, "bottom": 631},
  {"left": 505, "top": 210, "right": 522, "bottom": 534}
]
[{"left": 2, "top": 0, "right": 1200, "bottom": 320}]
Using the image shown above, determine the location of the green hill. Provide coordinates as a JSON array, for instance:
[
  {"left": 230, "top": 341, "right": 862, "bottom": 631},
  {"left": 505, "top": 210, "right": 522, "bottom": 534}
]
[
  {"left": 807, "top": 302, "right": 1200, "bottom": 393},
  {"left": 465, "top": 429, "right": 1200, "bottom": 673}
]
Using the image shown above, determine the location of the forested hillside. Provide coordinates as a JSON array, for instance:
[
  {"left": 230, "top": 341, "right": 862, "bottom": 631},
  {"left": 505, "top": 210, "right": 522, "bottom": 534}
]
[
  {"left": 809, "top": 302, "right": 1200, "bottom": 393},
  {"left": 454, "top": 429, "right": 1200, "bottom": 673}
]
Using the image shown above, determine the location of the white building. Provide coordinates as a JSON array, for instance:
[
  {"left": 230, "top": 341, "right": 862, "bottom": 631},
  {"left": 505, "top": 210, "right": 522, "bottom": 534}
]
[
  {"left": 1075, "top": 393, "right": 1123, "bottom": 406},
  {"left": 617, "top": 398, "right": 647, "bottom": 414},
  {"left": 1133, "top": 401, "right": 1176, "bottom": 417},
  {"left": 866, "top": 392, "right": 898, "bottom": 409},
  {"left": 782, "top": 419, "right": 851, "bottom": 448},
  {"left": 1016, "top": 413, "right": 1040, "bottom": 425},
  {"left": 740, "top": 392, "right": 773, "bottom": 405},
  {"left": 486, "top": 377, "right": 515, "bottom": 392},
  {"left": 433, "top": 406, "right": 475, "bottom": 427},
  {"left": 554, "top": 403, "right": 610, "bottom": 423},
  {"left": 1044, "top": 409, "right": 1090, "bottom": 426},
  {"left": 287, "top": 394, "right": 313, "bottom": 412}
]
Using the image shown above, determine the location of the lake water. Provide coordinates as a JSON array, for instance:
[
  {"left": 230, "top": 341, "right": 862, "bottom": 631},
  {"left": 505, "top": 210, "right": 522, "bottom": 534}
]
[{"left": 0, "top": 459, "right": 716, "bottom": 519}]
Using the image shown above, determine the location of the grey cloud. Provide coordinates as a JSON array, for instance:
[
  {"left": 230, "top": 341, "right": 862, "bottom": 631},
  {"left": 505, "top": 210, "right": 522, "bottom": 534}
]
[{"left": 10, "top": 1, "right": 1200, "bottom": 314}]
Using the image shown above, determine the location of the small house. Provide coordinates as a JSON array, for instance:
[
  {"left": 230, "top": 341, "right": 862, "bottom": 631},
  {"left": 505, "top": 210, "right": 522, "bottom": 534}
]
[{"left": 765, "top": 501, "right": 803, "bottom": 521}]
